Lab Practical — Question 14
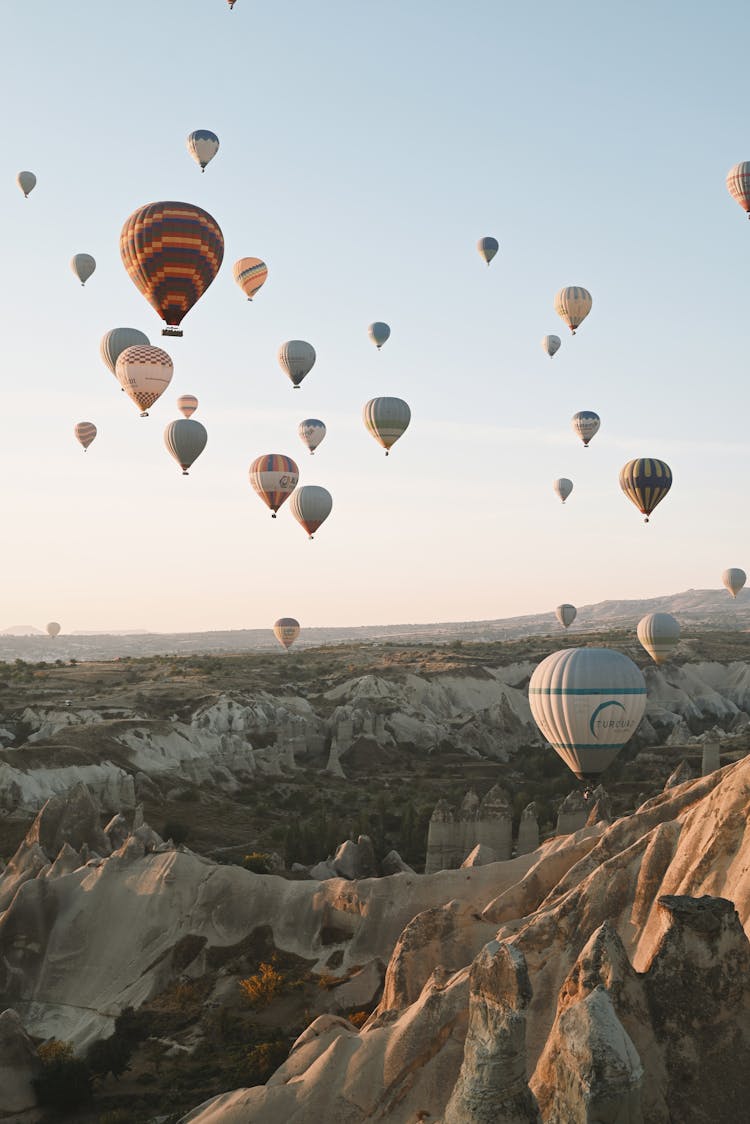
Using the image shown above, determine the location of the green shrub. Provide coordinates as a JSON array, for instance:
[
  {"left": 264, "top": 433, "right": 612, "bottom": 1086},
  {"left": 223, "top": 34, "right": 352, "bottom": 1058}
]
[{"left": 243, "top": 852, "right": 272, "bottom": 874}]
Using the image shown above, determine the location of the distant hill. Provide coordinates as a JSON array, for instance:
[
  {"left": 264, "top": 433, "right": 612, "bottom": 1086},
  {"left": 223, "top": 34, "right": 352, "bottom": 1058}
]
[{"left": 1, "top": 625, "right": 45, "bottom": 636}]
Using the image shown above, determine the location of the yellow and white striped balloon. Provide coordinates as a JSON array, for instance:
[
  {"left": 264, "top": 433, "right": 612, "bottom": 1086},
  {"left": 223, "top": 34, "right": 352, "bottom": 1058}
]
[{"left": 554, "top": 286, "right": 592, "bottom": 334}]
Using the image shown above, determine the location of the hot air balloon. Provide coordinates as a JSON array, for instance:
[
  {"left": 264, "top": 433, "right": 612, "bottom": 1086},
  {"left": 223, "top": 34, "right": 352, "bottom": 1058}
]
[
  {"left": 74, "top": 422, "right": 97, "bottom": 451},
  {"left": 363, "top": 397, "right": 411, "bottom": 455},
  {"left": 555, "top": 604, "right": 577, "bottom": 629},
  {"left": 368, "top": 322, "right": 391, "bottom": 350},
  {"left": 233, "top": 257, "right": 268, "bottom": 300},
  {"left": 289, "top": 485, "right": 332, "bottom": 539},
  {"left": 298, "top": 419, "right": 326, "bottom": 455},
  {"left": 115, "top": 345, "right": 173, "bottom": 417},
  {"left": 637, "top": 612, "right": 680, "bottom": 664},
  {"left": 572, "top": 411, "right": 600, "bottom": 447},
  {"left": 100, "top": 328, "right": 151, "bottom": 379},
  {"left": 278, "top": 341, "right": 316, "bottom": 388},
  {"left": 228, "top": 0, "right": 236, "bottom": 7},
  {"left": 726, "top": 163, "right": 750, "bottom": 218},
  {"left": 46, "top": 622, "right": 61, "bottom": 638},
  {"left": 619, "top": 458, "right": 672, "bottom": 523},
  {"left": 16, "top": 171, "right": 36, "bottom": 198},
  {"left": 274, "top": 618, "right": 300, "bottom": 651},
  {"left": 71, "top": 254, "right": 96, "bottom": 286},
  {"left": 249, "top": 454, "right": 299, "bottom": 517},
  {"left": 477, "top": 237, "right": 499, "bottom": 265},
  {"left": 542, "top": 335, "right": 561, "bottom": 357},
  {"left": 120, "top": 201, "right": 224, "bottom": 336},
  {"left": 722, "top": 568, "right": 746, "bottom": 598},
  {"left": 528, "top": 647, "right": 646, "bottom": 781},
  {"left": 164, "top": 418, "right": 208, "bottom": 475},
  {"left": 554, "top": 478, "right": 573, "bottom": 503},
  {"left": 554, "top": 286, "right": 592, "bottom": 334},
  {"left": 177, "top": 394, "right": 199, "bottom": 418},
  {"left": 187, "top": 130, "right": 219, "bottom": 172}
]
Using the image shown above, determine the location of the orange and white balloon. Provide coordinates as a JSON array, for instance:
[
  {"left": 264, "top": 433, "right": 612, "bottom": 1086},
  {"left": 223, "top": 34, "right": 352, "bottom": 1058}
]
[
  {"left": 74, "top": 422, "right": 97, "bottom": 451},
  {"left": 177, "top": 395, "right": 199, "bottom": 418},
  {"left": 233, "top": 257, "right": 268, "bottom": 300},
  {"left": 115, "top": 345, "right": 173, "bottom": 417}
]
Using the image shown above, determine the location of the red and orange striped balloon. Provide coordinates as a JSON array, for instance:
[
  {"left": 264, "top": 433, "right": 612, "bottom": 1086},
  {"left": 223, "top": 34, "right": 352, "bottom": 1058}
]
[{"left": 120, "top": 201, "right": 224, "bottom": 336}]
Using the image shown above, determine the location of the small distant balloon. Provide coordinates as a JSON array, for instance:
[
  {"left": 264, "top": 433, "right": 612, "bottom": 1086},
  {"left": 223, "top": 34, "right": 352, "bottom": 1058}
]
[
  {"left": 554, "top": 478, "right": 573, "bottom": 503},
  {"left": 16, "top": 171, "right": 36, "bottom": 198},
  {"left": 477, "top": 236, "right": 499, "bottom": 265},
  {"left": 637, "top": 612, "right": 680, "bottom": 664},
  {"left": 726, "top": 162, "right": 750, "bottom": 218},
  {"left": 115, "top": 345, "right": 174, "bottom": 417},
  {"left": 74, "top": 422, "right": 97, "bottom": 451},
  {"left": 368, "top": 322, "right": 391, "bottom": 350},
  {"left": 46, "top": 622, "right": 61, "bottom": 638},
  {"left": 274, "top": 618, "right": 300, "bottom": 650},
  {"left": 572, "top": 411, "right": 600, "bottom": 447},
  {"left": 278, "top": 341, "right": 316, "bottom": 388},
  {"left": 542, "top": 335, "right": 561, "bottom": 358},
  {"left": 554, "top": 286, "right": 592, "bottom": 334},
  {"left": 363, "top": 397, "right": 411, "bottom": 455},
  {"left": 164, "top": 418, "right": 208, "bottom": 475},
  {"left": 228, "top": 0, "right": 237, "bottom": 8},
  {"left": 298, "top": 419, "right": 326, "bottom": 455},
  {"left": 233, "top": 258, "right": 268, "bottom": 301},
  {"left": 555, "top": 604, "right": 577, "bottom": 629},
  {"left": 289, "top": 485, "right": 332, "bottom": 539},
  {"left": 722, "top": 567, "right": 746, "bottom": 598},
  {"left": 187, "top": 130, "right": 219, "bottom": 172},
  {"left": 177, "top": 395, "right": 199, "bottom": 418},
  {"left": 249, "top": 454, "right": 299, "bottom": 517},
  {"left": 100, "top": 328, "right": 150, "bottom": 379},
  {"left": 619, "top": 458, "right": 672, "bottom": 523},
  {"left": 71, "top": 254, "right": 96, "bottom": 286}
]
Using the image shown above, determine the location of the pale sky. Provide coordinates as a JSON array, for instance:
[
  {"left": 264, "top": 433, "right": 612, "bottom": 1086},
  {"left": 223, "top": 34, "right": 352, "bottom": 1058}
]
[{"left": 1, "top": 1, "right": 748, "bottom": 633}]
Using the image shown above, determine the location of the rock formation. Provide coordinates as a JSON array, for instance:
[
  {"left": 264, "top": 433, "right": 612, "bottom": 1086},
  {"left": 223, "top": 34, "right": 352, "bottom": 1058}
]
[
  {"left": 0, "top": 1008, "right": 40, "bottom": 1116},
  {"left": 425, "top": 786, "right": 513, "bottom": 873}
]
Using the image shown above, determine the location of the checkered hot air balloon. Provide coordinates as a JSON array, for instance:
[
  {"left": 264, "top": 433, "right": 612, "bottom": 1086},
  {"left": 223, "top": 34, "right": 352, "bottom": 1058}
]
[
  {"left": 120, "top": 202, "right": 224, "bottom": 337},
  {"left": 249, "top": 454, "right": 299, "bottom": 517},
  {"left": 115, "top": 345, "right": 174, "bottom": 417},
  {"left": 726, "top": 163, "right": 750, "bottom": 217},
  {"left": 619, "top": 458, "right": 672, "bottom": 523}
]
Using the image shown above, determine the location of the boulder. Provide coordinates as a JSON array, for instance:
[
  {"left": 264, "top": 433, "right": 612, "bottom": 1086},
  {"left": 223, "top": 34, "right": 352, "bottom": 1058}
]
[
  {"left": 332, "top": 836, "right": 376, "bottom": 880},
  {"left": 381, "top": 849, "right": 415, "bottom": 876},
  {"left": 26, "top": 782, "right": 110, "bottom": 859}
]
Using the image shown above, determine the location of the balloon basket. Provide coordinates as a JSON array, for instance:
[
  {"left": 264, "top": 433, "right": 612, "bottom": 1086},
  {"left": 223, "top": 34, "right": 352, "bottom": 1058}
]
[{"left": 162, "top": 328, "right": 183, "bottom": 338}]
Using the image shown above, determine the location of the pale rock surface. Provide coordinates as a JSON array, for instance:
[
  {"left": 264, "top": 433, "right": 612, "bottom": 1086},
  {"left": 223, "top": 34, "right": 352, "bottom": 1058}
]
[
  {"left": 0, "top": 1007, "right": 40, "bottom": 1115},
  {"left": 556, "top": 790, "right": 588, "bottom": 835},
  {"left": 322, "top": 960, "right": 385, "bottom": 1014},
  {"left": 663, "top": 759, "right": 692, "bottom": 788},
  {"left": 380, "top": 850, "right": 415, "bottom": 876},
  {"left": 461, "top": 843, "right": 498, "bottom": 867},
  {"left": 443, "top": 940, "right": 541, "bottom": 1123},
  {"left": 516, "top": 803, "right": 540, "bottom": 856},
  {"left": 333, "top": 836, "right": 377, "bottom": 880}
]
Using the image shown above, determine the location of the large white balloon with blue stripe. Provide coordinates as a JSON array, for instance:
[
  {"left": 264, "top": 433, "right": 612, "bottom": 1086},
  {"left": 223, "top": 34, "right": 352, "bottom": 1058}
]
[{"left": 528, "top": 647, "right": 646, "bottom": 781}]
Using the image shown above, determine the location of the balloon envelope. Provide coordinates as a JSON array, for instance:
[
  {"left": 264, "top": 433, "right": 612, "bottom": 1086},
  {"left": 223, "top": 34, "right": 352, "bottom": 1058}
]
[
  {"left": 368, "top": 322, "right": 391, "bottom": 349},
  {"left": 16, "top": 171, "right": 36, "bottom": 197},
  {"left": 115, "top": 345, "right": 173, "bottom": 416},
  {"left": 298, "top": 419, "right": 326, "bottom": 455},
  {"left": 554, "top": 286, "right": 592, "bottom": 334},
  {"left": 542, "top": 335, "right": 561, "bottom": 357},
  {"left": 71, "top": 253, "right": 96, "bottom": 286},
  {"left": 164, "top": 418, "right": 208, "bottom": 474},
  {"left": 363, "top": 397, "right": 411, "bottom": 455},
  {"left": 528, "top": 647, "right": 646, "bottom": 781},
  {"left": 555, "top": 604, "right": 577, "bottom": 629},
  {"left": 278, "top": 341, "right": 316, "bottom": 388},
  {"left": 120, "top": 201, "right": 224, "bottom": 334},
  {"left": 722, "top": 567, "right": 746, "bottom": 598},
  {"left": 74, "top": 422, "right": 97, "bottom": 451},
  {"left": 177, "top": 395, "right": 198, "bottom": 418},
  {"left": 572, "top": 411, "right": 600, "bottom": 447},
  {"left": 477, "top": 236, "right": 499, "bottom": 265},
  {"left": 187, "top": 129, "right": 219, "bottom": 171},
  {"left": 100, "top": 328, "right": 150, "bottom": 378},
  {"left": 289, "top": 485, "right": 332, "bottom": 539},
  {"left": 46, "top": 622, "right": 61, "bottom": 638},
  {"left": 249, "top": 454, "right": 299, "bottom": 515},
  {"left": 554, "top": 478, "right": 573, "bottom": 503},
  {"left": 619, "top": 458, "right": 672, "bottom": 522},
  {"left": 637, "top": 612, "right": 680, "bottom": 664},
  {"left": 233, "top": 257, "right": 268, "bottom": 300},
  {"left": 726, "top": 162, "right": 750, "bottom": 216},
  {"left": 274, "top": 618, "right": 300, "bottom": 650}
]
